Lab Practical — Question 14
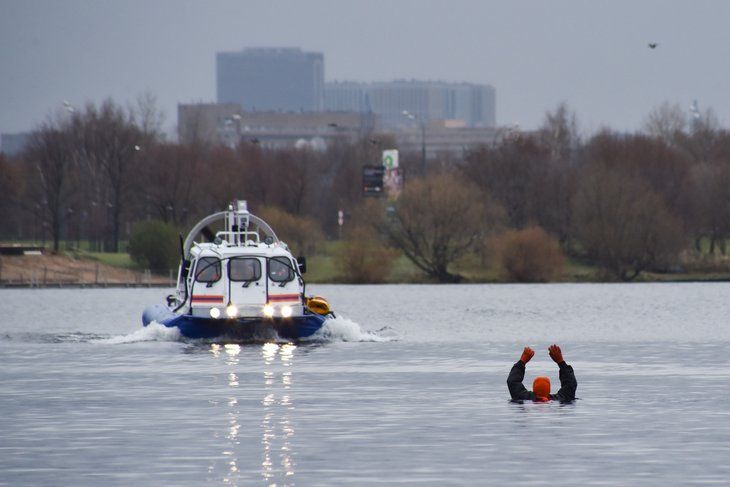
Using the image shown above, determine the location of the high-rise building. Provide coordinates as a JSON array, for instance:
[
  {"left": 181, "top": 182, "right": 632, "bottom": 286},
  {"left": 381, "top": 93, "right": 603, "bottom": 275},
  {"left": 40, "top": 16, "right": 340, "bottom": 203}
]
[
  {"left": 324, "top": 80, "right": 496, "bottom": 128},
  {"left": 216, "top": 47, "right": 324, "bottom": 112},
  {"left": 0, "top": 132, "right": 31, "bottom": 156},
  {"left": 323, "top": 81, "right": 368, "bottom": 113}
]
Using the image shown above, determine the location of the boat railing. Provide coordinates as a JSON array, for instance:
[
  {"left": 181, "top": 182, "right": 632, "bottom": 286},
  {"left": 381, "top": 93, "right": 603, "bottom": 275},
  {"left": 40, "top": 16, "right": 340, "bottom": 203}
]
[
  {"left": 216, "top": 230, "right": 261, "bottom": 246},
  {"left": 182, "top": 206, "right": 280, "bottom": 259}
]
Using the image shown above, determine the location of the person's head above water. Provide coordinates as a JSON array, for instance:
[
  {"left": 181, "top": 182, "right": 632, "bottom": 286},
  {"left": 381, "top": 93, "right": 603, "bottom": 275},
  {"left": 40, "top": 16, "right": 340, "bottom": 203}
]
[{"left": 533, "top": 376, "right": 551, "bottom": 400}]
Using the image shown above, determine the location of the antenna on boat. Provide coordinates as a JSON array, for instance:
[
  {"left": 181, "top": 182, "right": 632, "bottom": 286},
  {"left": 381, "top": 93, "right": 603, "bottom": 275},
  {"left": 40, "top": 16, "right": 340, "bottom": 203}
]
[
  {"left": 227, "top": 199, "right": 250, "bottom": 246},
  {"left": 173, "top": 233, "right": 190, "bottom": 312}
]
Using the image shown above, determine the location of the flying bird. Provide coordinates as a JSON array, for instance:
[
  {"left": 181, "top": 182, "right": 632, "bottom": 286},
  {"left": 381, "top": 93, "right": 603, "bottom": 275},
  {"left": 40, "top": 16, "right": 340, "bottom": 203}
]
[{"left": 648, "top": 43, "right": 658, "bottom": 49}]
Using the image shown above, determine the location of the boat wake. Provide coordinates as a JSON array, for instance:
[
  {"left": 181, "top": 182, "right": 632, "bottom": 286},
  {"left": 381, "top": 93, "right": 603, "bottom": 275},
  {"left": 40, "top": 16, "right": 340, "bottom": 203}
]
[
  {"left": 94, "top": 322, "right": 182, "bottom": 344},
  {"left": 304, "top": 315, "right": 400, "bottom": 343},
  {"left": 88, "top": 317, "right": 400, "bottom": 345},
  {"left": 2, "top": 332, "right": 108, "bottom": 343}
]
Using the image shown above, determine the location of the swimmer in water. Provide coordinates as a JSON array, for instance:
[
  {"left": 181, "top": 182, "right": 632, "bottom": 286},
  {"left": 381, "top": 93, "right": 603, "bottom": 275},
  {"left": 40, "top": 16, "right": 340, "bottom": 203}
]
[{"left": 507, "top": 344, "right": 577, "bottom": 402}]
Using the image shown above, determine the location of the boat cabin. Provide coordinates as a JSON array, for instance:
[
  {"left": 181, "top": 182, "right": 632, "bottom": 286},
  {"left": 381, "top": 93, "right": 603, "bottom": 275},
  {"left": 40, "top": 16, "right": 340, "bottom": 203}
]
[{"left": 172, "top": 200, "right": 306, "bottom": 320}]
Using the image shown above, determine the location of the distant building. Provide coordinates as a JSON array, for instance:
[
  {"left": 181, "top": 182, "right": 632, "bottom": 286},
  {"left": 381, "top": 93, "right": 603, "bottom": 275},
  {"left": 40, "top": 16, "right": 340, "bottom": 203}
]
[
  {"left": 178, "top": 102, "right": 376, "bottom": 149},
  {"left": 324, "top": 80, "right": 496, "bottom": 128},
  {"left": 177, "top": 103, "right": 243, "bottom": 145},
  {"left": 388, "top": 119, "right": 504, "bottom": 159},
  {"left": 177, "top": 102, "right": 504, "bottom": 157},
  {"left": 216, "top": 47, "right": 324, "bottom": 112},
  {"left": 324, "top": 81, "right": 368, "bottom": 113},
  {"left": 0, "top": 132, "right": 31, "bottom": 156},
  {"left": 214, "top": 47, "right": 496, "bottom": 127}
]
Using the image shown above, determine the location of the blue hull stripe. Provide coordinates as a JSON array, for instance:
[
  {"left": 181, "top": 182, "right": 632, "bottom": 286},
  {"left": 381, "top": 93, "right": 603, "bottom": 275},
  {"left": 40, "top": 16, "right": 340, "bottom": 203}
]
[{"left": 142, "top": 304, "right": 326, "bottom": 340}]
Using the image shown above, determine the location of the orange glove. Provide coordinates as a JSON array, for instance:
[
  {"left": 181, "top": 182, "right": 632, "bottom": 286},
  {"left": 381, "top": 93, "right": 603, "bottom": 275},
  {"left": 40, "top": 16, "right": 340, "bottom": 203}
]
[
  {"left": 520, "top": 347, "right": 535, "bottom": 364},
  {"left": 548, "top": 344, "right": 564, "bottom": 363}
]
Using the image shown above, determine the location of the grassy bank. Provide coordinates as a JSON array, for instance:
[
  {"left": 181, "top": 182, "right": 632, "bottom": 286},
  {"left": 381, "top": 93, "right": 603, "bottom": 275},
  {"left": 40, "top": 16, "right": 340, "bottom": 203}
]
[
  {"left": 241, "top": 242, "right": 730, "bottom": 284},
  {"left": 85, "top": 251, "right": 136, "bottom": 269},
  {"left": 4, "top": 241, "right": 730, "bottom": 284}
]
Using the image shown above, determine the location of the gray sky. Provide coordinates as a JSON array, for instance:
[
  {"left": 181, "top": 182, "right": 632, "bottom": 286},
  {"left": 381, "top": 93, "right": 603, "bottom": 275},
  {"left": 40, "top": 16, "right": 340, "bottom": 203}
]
[{"left": 1, "top": 0, "right": 729, "bottom": 136}]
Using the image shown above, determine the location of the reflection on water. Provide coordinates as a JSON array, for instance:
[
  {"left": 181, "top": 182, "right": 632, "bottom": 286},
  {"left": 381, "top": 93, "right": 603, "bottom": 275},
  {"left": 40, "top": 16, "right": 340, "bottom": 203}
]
[
  {"left": 208, "top": 342, "right": 297, "bottom": 486},
  {"left": 262, "top": 343, "right": 296, "bottom": 485}
]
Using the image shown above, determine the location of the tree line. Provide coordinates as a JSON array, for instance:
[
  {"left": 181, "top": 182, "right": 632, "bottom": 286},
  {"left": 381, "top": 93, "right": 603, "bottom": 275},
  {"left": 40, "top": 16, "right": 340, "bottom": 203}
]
[{"left": 1, "top": 98, "right": 729, "bottom": 282}]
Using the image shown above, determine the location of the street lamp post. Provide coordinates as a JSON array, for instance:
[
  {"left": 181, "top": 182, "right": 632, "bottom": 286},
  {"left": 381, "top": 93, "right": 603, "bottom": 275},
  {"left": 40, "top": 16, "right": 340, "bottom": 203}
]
[
  {"left": 232, "top": 114, "right": 241, "bottom": 141},
  {"left": 222, "top": 115, "right": 242, "bottom": 149},
  {"left": 402, "top": 110, "right": 426, "bottom": 174}
]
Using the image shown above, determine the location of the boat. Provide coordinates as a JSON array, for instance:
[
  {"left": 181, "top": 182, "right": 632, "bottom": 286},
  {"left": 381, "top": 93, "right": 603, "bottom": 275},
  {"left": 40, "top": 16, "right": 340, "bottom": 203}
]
[{"left": 142, "top": 200, "right": 333, "bottom": 340}]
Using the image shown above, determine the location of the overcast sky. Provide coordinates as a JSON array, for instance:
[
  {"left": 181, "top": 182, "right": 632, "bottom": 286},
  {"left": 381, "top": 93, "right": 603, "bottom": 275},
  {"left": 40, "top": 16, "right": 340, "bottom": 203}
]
[{"left": 1, "top": 0, "right": 729, "bottom": 136}]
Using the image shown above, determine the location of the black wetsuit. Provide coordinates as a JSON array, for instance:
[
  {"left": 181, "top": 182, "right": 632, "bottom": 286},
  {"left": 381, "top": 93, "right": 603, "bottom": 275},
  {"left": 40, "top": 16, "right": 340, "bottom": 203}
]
[{"left": 507, "top": 360, "right": 577, "bottom": 402}]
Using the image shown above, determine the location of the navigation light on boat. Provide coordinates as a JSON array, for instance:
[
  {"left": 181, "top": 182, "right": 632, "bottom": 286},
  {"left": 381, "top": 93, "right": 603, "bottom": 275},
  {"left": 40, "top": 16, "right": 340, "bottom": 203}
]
[
  {"left": 263, "top": 304, "right": 275, "bottom": 318},
  {"left": 226, "top": 302, "right": 238, "bottom": 318},
  {"left": 281, "top": 305, "right": 293, "bottom": 318},
  {"left": 209, "top": 307, "right": 221, "bottom": 319}
]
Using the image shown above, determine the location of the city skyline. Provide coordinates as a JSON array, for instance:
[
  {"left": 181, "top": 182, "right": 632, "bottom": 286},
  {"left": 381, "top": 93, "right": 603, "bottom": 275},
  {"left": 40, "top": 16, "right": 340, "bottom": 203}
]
[
  {"left": 2, "top": 0, "right": 729, "bottom": 137},
  {"left": 217, "top": 47, "right": 325, "bottom": 112}
]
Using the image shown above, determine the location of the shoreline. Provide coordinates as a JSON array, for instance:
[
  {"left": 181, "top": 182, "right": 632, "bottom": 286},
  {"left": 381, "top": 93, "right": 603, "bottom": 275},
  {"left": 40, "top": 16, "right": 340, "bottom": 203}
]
[
  {"left": 2, "top": 277, "right": 729, "bottom": 289},
  {"left": 2, "top": 252, "right": 729, "bottom": 288},
  {"left": 0, "top": 282, "right": 173, "bottom": 289}
]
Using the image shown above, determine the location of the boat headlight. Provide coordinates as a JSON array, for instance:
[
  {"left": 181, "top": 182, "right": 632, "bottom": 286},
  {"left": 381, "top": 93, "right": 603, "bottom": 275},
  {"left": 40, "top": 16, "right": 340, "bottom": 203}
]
[
  {"left": 209, "top": 307, "right": 221, "bottom": 319},
  {"left": 226, "top": 303, "right": 238, "bottom": 318},
  {"left": 263, "top": 304, "right": 275, "bottom": 318},
  {"left": 281, "top": 305, "right": 292, "bottom": 318}
]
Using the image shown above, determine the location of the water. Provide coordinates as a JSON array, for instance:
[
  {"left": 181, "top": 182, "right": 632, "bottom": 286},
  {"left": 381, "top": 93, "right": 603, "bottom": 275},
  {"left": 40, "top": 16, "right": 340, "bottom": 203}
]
[{"left": 1, "top": 283, "right": 730, "bottom": 486}]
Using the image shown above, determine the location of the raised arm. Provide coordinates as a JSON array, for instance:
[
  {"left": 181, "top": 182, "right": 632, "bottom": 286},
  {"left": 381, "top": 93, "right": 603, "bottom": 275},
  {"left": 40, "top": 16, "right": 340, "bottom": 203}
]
[
  {"left": 549, "top": 344, "right": 577, "bottom": 402},
  {"left": 507, "top": 347, "right": 535, "bottom": 401}
]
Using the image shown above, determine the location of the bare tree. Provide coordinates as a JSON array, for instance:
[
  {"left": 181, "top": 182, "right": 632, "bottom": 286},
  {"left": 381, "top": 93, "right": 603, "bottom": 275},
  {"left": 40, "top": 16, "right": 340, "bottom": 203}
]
[
  {"left": 530, "top": 104, "right": 582, "bottom": 249},
  {"left": 573, "top": 163, "right": 684, "bottom": 281},
  {"left": 463, "top": 135, "right": 551, "bottom": 230},
  {"left": 236, "top": 142, "right": 271, "bottom": 209},
  {"left": 0, "top": 154, "right": 21, "bottom": 239},
  {"left": 312, "top": 136, "right": 397, "bottom": 237},
  {"left": 380, "top": 172, "right": 503, "bottom": 282},
  {"left": 256, "top": 205, "right": 323, "bottom": 256},
  {"left": 583, "top": 131, "right": 691, "bottom": 218},
  {"left": 133, "top": 91, "right": 166, "bottom": 140},
  {"left": 643, "top": 101, "right": 687, "bottom": 145},
  {"left": 682, "top": 106, "right": 721, "bottom": 163},
  {"left": 74, "top": 99, "right": 147, "bottom": 251},
  {"left": 539, "top": 102, "right": 579, "bottom": 162},
  {"left": 23, "top": 118, "right": 77, "bottom": 252},
  {"left": 274, "top": 148, "right": 314, "bottom": 215},
  {"left": 686, "top": 160, "right": 730, "bottom": 254},
  {"left": 142, "top": 142, "right": 200, "bottom": 225},
  {"left": 200, "top": 145, "right": 243, "bottom": 213}
]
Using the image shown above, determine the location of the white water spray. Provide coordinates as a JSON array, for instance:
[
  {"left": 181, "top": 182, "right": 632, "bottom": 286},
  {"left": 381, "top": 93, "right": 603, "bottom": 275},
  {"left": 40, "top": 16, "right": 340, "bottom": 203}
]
[
  {"left": 95, "top": 322, "right": 182, "bottom": 344},
  {"left": 304, "top": 315, "right": 399, "bottom": 343}
]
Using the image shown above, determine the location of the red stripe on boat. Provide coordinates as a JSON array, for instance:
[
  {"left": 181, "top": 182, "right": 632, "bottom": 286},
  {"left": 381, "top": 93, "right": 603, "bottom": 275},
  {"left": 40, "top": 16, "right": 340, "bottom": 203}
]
[
  {"left": 191, "top": 295, "right": 224, "bottom": 303},
  {"left": 268, "top": 294, "right": 301, "bottom": 302}
]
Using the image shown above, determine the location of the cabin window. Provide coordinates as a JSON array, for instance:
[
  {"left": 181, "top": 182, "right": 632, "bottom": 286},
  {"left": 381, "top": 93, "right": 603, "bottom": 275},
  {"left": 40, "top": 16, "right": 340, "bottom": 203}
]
[
  {"left": 268, "top": 257, "right": 295, "bottom": 283},
  {"left": 229, "top": 257, "right": 262, "bottom": 282},
  {"left": 195, "top": 257, "right": 221, "bottom": 283}
]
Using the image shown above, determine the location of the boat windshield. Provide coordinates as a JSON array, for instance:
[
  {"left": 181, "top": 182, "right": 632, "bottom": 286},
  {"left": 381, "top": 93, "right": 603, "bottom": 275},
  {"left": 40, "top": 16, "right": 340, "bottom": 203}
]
[
  {"left": 269, "top": 257, "right": 295, "bottom": 283},
  {"left": 229, "top": 257, "right": 262, "bottom": 282},
  {"left": 195, "top": 257, "right": 221, "bottom": 283}
]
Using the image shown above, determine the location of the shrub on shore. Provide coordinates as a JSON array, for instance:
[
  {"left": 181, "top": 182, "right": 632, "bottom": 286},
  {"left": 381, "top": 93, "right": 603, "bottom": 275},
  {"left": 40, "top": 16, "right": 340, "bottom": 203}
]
[
  {"left": 256, "top": 206, "right": 322, "bottom": 256},
  {"left": 335, "top": 225, "right": 399, "bottom": 283},
  {"left": 495, "top": 226, "right": 565, "bottom": 282},
  {"left": 128, "top": 220, "right": 179, "bottom": 273}
]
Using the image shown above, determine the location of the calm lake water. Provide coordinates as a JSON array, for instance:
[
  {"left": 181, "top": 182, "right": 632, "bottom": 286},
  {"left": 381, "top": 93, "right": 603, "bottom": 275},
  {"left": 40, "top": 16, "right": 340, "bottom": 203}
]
[{"left": 1, "top": 283, "right": 730, "bottom": 486}]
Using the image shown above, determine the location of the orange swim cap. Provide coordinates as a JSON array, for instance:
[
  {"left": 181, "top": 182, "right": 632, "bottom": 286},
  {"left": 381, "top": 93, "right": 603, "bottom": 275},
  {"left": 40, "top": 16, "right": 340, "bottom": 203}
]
[{"left": 533, "top": 376, "right": 551, "bottom": 400}]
